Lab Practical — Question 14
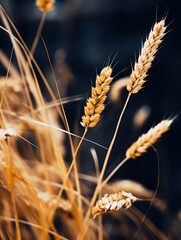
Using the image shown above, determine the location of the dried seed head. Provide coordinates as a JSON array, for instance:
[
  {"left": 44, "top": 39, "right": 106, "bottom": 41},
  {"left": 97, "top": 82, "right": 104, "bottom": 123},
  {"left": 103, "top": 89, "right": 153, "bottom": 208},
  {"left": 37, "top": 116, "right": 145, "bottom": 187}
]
[
  {"left": 81, "top": 66, "right": 113, "bottom": 128},
  {"left": 127, "top": 20, "right": 166, "bottom": 94},
  {"left": 37, "top": 191, "right": 72, "bottom": 214},
  {"left": 0, "top": 128, "right": 16, "bottom": 140},
  {"left": 92, "top": 191, "right": 137, "bottom": 218},
  {"left": 36, "top": 0, "right": 55, "bottom": 12},
  {"left": 126, "top": 119, "right": 173, "bottom": 159}
]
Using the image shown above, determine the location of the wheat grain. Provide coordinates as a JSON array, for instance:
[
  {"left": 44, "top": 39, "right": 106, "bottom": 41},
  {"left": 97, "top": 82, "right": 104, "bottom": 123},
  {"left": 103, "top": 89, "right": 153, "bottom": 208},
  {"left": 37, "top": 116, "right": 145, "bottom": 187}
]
[
  {"left": 81, "top": 66, "right": 113, "bottom": 128},
  {"left": 92, "top": 191, "right": 137, "bottom": 218},
  {"left": 127, "top": 20, "right": 166, "bottom": 94},
  {"left": 36, "top": 0, "right": 55, "bottom": 12},
  {"left": 126, "top": 119, "right": 173, "bottom": 159}
]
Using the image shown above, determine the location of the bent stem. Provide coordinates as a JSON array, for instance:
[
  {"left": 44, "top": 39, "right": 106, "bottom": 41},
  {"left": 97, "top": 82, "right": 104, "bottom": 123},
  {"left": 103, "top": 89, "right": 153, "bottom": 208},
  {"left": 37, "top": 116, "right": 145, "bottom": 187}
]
[{"left": 78, "top": 93, "right": 131, "bottom": 240}]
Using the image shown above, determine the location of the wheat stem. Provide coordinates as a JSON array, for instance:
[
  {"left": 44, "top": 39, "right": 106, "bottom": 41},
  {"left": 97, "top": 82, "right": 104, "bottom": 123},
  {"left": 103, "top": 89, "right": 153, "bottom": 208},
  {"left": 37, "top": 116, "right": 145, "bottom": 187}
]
[
  {"left": 50, "top": 128, "right": 88, "bottom": 235},
  {"left": 36, "top": 0, "right": 55, "bottom": 12},
  {"left": 101, "top": 157, "right": 128, "bottom": 189},
  {"left": 31, "top": 12, "right": 46, "bottom": 55},
  {"left": 78, "top": 93, "right": 131, "bottom": 239},
  {"left": 6, "top": 140, "right": 21, "bottom": 240}
]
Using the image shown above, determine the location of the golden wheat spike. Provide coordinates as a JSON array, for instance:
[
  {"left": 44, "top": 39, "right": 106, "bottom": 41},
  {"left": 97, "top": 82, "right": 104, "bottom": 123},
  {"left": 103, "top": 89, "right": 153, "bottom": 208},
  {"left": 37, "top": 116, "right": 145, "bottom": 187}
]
[
  {"left": 127, "top": 19, "right": 166, "bottom": 94},
  {"left": 36, "top": 0, "right": 55, "bottom": 12},
  {"left": 81, "top": 66, "right": 113, "bottom": 128},
  {"left": 126, "top": 119, "right": 173, "bottom": 159},
  {"left": 92, "top": 191, "right": 137, "bottom": 218}
]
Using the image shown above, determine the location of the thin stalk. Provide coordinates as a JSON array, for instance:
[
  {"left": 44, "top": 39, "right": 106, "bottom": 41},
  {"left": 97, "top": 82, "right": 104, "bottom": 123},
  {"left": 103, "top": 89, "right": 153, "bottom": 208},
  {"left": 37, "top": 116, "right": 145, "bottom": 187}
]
[
  {"left": 0, "top": 216, "right": 68, "bottom": 240},
  {"left": 91, "top": 149, "right": 103, "bottom": 240},
  {"left": 100, "top": 157, "right": 128, "bottom": 189},
  {"left": 6, "top": 141, "right": 21, "bottom": 240},
  {"left": 78, "top": 93, "right": 131, "bottom": 240},
  {"left": 41, "top": 37, "right": 82, "bottom": 207},
  {"left": 31, "top": 12, "right": 46, "bottom": 55},
  {"left": 0, "top": 48, "right": 13, "bottom": 109},
  {"left": 50, "top": 128, "right": 88, "bottom": 232},
  {"left": 134, "top": 147, "right": 160, "bottom": 239},
  {"left": 0, "top": 230, "right": 6, "bottom": 240}
]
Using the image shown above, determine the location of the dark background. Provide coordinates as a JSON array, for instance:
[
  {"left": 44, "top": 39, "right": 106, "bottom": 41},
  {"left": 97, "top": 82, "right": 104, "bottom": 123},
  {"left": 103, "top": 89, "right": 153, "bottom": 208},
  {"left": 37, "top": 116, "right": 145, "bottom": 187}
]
[{"left": 1, "top": 0, "right": 181, "bottom": 238}]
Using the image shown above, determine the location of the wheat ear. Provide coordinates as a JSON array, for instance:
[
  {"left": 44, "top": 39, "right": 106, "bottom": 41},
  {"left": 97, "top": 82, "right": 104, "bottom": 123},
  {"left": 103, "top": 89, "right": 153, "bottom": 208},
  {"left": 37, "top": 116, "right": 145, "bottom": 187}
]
[
  {"left": 127, "top": 20, "right": 166, "bottom": 94},
  {"left": 92, "top": 191, "right": 137, "bottom": 218},
  {"left": 36, "top": 0, "right": 55, "bottom": 12},
  {"left": 126, "top": 119, "right": 173, "bottom": 159},
  {"left": 81, "top": 66, "right": 113, "bottom": 128}
]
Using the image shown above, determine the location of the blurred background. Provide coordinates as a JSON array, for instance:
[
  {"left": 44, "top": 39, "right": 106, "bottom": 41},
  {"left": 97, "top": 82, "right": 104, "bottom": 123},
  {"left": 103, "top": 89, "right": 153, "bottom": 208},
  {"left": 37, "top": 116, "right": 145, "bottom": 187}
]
[{"left": 1, "top": 0, "right": 181, "bottom": 238}]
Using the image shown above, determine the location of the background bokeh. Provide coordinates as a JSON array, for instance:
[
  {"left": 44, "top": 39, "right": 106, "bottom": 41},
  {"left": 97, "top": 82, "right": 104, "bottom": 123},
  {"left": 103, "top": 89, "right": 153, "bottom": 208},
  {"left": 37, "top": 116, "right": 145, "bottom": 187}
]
[{"left": 1, "top": 0, "right": 181, "bottom": 238}]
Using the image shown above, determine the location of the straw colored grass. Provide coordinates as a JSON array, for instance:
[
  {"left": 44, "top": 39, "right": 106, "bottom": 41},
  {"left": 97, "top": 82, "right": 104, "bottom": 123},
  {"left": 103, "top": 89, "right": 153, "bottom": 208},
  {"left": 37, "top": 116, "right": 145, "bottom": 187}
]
[{"left": 0, "top": 4, "right": 175, "bottom": 240}]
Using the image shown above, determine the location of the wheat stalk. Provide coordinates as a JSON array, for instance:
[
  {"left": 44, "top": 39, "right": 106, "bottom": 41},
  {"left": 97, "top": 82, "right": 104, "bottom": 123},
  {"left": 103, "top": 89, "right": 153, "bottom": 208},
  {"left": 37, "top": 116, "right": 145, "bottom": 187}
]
[
  {"left": 126, "top": 119, "right": 173, "bottom": 159},
  {"left": 127, "top": 20, "right": 166, "bottom": 94},
  {"left": 36, "top": 0, "right": 55, "bottom": 12},
  {"left": 92, "top": 191, "right": 137, "bottom": 218},
  {"left": 81, "top": 66, "right": 113, "bottom": 128}
]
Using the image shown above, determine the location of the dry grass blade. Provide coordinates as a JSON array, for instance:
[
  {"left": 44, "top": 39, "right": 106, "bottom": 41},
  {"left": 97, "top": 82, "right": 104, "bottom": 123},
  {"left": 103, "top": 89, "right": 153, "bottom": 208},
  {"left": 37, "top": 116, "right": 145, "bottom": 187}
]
[
  {"left": 127, "top": 20, "right": 166, "bottom": 94},
  {"left": 92, "top": 191, "right": 137, "bottom": 218},
  {"left": 126, "top": 119, "right": 173, "bottom": 159},
  {"left": 81, "top": 66, "right": 113, "bottom": 128},
  {"left": 36, "top": 0, "right": 55, "bottom": 12}
]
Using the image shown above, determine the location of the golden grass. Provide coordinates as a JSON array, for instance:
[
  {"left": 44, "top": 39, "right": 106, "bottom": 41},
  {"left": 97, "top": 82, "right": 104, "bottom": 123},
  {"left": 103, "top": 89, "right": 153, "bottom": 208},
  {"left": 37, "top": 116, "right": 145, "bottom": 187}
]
[{"left": 0, "top": 4, "right": 174, "bottom": 240}]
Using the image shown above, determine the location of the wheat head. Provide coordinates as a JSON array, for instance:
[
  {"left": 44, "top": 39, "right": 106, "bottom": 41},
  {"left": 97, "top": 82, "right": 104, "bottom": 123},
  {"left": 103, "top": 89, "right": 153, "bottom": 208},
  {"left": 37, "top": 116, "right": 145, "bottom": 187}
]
[
  {"left": 127, "top": 20, "right": 166, "bottom": 94},
  {"left": 81, "top": 66, "right": 113, "bottom": 128},
  {"left": 126, "top": 119, "right": 173, "bottom": 159},
  {"left": 92, "top": 191, "right": 137, "bottom": 218},
  {"left": 36, "top": 0, "right": 55, "bottom": 12}
]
